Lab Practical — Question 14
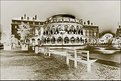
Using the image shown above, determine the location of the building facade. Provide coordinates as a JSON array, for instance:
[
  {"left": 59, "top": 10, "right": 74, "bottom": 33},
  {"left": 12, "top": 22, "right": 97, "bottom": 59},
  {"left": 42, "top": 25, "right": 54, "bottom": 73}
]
[
  {"left": 11, "top": 14, "right": 45, "bottom": 40},
  {"left": 112, "top": 25, "right": 121, "bottom": 48},
  {"left": 41, "top": 14, "right": 85, "bottom": 46},
  {"left": 83, "top": 24, "right": 99, "bottom": 45},
  {"left": 11, "top": 14, "right": 99, "bottom": 48}
]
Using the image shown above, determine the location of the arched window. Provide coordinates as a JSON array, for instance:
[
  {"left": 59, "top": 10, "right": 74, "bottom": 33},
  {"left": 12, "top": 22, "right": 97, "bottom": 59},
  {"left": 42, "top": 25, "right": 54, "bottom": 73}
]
[
  {"left": 52, "top": 25, "right": 55, "bottom": 28},
  {"left": 70, "top": 37, "right": 75, "bottom": 43},
  {"left": 31, "top": 38, "right": 35, "bottom": 46},
  {"left": 32, "top": 38, "right": 35, "bottom": 42},
  {"left": 48, "top": 29, "right": 51, "bottom": 35},
  {"left": 42, "top": 37, "right": 46, "bottom": 44},
  {"left": 37, "top": 39, "right": 41, "bottom": 45},
  {"left": 52, "top": 28, "right": 56, "bottom": 34},
  {"left": 78, "top": 30, "right": 81, "bottom": 34},
  {"left": 64, "top": 37, "right": 69, "bottom": 43},
  {"left": 50, "top": 28, "right": 54, "bottom": 34},
  {"left": 58, "top": 24, "right": 61, "bottom": 28},
  {"left": 47, "top": 27, "right": 50, "bottom": 30},
  {"left": 80, "top": 37, "right": 83, "bottom": 42},
  {"left": 73, "top": 29, "right": 77, "bottom": 34},
  {"left": 43, "top": 30, "right": 45, "bottom": 35},
  {"left": 57, "top": 37, "right": 63, "bottom": 43},
  {"left": 70, "top": 25, "right": 74, "bottom": 30},
  {"left": 76, "top": 37, "right": 80, "bottom": 43},
  {"left": 46, "top": 37, "right": 50, "bottom": 43},
  {"left": 44, "top": 38, "right": 46, "bottom": 44},
  {"left": 50, "top": 29, "right": 53, "bottom": 35},
  {"left": 51, "top": 37, "right": 56, "bottom": 44},
  {"left": 81, "top": 30, "right": 83, "bottom": 35},
  {"left": 58, "top": 27, "right": 63, "bottom": 31},
  {"left": 64, "top": 25, "right": 68, "bottom": 31},
  {"left": 76, "top": 25, "right": 79, "bottom": 30},
  {"left": 85, "top": 39, "right": 87, "bottom": 43},
  {"left": 26, "top": 39, "right": 30, "bottom": 44},
  {"left": 56, "top": 28, "right": 59, "bottom": 34},
  {"left": 69, "top": 29, "right": 73, "bottom": 34},
  {"left": 46, "top": 31, "right": 48, "bottom": 35},
  {"left": 67, "top": 30, "right": 69, "bottom": 34}
]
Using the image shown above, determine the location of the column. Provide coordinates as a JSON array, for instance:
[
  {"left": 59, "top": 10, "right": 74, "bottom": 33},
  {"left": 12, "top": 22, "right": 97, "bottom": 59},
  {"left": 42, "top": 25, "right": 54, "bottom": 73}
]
[{"left": 35, "top": 45, "right": 39, "bottom": 54}]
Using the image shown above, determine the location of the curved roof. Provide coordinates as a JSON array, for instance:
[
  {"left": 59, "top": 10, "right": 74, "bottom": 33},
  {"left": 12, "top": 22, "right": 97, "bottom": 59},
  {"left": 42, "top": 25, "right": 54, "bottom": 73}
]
[
  {"left": 99, "top": 31, "right": 115, "bottom": 38},
  {"left": 51, "top": 14, "right": 75, "bottom": 19}
]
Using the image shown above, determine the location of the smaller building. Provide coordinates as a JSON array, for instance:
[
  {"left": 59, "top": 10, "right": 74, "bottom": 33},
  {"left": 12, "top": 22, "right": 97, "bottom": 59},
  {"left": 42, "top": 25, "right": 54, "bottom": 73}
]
[
  {"left": 11, "top": 14, "right": 45, "bottom": 40},
  {"left": 83, "top": 20, "right": 99, "bottom": 45},
  {"left": 116, "top": 25, "right": 121, "bottom": 37},
  {"left": 99, "top": 33, "right": 114, "bottom": 44},
  {"left": 112, "top": 25, "right": 121, "bottom": 49}
]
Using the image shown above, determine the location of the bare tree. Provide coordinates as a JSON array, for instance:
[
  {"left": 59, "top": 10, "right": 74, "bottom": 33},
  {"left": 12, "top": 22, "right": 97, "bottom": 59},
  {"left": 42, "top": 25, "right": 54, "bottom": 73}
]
[{"left": 17, "top": 22, "right": 31, "bottom": 43}]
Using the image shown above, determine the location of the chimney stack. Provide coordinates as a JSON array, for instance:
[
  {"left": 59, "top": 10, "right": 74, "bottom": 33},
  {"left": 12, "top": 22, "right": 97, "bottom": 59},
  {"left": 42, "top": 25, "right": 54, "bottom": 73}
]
[
  {"left": 35, "top": 15, "right": 37, "bottom": 20},
  {"left": 91, "top": 23, "right": 93, "bottom": 25},
  {"left": 24, "top": 14, "right": 26, "bottom": 19},
  {"left": 21, "top": 16, "right": 23, "bottom": 20},
  {"left": 87, "top": 20, "right": 90, "bottom": 25},
  {"left": 33, "top": 17, "right": 35, "bottom": 20},
  {"left": 27, "top": 17, "right": 29, "bottom": 20},
  {"left": 119, "top": 25, "right": 121, "bottom": 28}
]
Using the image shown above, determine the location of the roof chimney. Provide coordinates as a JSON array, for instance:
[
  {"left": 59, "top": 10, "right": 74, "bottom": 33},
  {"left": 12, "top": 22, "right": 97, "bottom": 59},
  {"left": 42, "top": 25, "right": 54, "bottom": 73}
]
[
  {"left": 33, "top": 17, "right": 35, "bottom": 20},
  {"left": 35, "top": 15, "right": 37, "bottom": 20},
  {"left": 87, "top": 20, "right": 90, "bottom": 25},
  {"left": 24, "top": 14, "right": 26, "bottom": 19},
  {"left": 119, "top": 25, "right": 121, "bottom": 28},
  {"left": 91, "top": 23, "right": 93, "bottom": 25},
  {"left": 21, "top": 16, "right": 23, "bottom": 20},
  {"left": 27, "top": 17, "right": 29, "bottom": 20}
]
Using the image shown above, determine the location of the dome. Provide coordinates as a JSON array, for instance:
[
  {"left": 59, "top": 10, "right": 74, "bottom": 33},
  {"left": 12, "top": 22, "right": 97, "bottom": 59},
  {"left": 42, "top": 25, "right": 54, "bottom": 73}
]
[{"left": 51, "top": 14, "right": 75, "bottom": 19}]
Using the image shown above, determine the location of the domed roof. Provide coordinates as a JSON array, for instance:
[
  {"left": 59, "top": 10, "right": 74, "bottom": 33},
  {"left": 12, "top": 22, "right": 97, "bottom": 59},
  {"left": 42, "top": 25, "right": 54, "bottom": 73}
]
[{"left": 51, "top": 14, "right": 75, "bottom": 19}]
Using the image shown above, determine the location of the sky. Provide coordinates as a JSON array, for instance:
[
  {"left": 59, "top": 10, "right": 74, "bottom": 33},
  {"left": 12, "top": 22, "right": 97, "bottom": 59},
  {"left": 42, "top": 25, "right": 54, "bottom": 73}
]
[{"left": 0, "top": 0, "right": 120, "bottom": 35}]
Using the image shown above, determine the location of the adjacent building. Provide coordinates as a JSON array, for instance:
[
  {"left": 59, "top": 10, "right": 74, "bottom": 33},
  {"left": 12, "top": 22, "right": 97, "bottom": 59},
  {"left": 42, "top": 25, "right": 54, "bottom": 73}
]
[
  {"left": 116, "top": 25, "right": 121, "bottom": 37},
  {"left": 112, "top": 25, "right": 121, "bottom": 48},
  {"left": 11, "top": 14, "right": 45, "bottom": 40},
  {"left": 83, "top": 21, "right": 99, "bottom": 45}
]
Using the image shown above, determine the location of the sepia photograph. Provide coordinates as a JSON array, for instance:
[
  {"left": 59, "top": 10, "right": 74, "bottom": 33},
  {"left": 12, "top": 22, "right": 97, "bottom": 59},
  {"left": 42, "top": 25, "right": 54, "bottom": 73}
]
[{"left": 0, "top": 0, "right": 121, "bottom": 80}]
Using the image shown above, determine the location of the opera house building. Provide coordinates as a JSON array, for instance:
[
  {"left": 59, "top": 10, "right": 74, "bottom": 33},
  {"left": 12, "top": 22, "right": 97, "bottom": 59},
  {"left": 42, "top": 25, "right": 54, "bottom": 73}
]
[
  {"left": 41, "top": 14, "right": 84, "bottom": 46},
  {"left": 11, "top": 14, "right": 99, "bottom": 49}
]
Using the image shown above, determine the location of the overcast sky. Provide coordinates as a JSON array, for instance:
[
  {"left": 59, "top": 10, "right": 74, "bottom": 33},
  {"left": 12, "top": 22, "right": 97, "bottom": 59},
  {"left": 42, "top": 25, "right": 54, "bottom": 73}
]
[{"left": 1, "top": 1, "right": 120, "bottom": 34}]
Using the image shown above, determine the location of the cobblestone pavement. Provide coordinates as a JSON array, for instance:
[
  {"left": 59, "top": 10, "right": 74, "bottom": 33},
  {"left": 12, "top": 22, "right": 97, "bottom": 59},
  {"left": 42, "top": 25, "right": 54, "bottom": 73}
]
[{"left": 0, "top": 50, "right": 120, "bottom": 80}]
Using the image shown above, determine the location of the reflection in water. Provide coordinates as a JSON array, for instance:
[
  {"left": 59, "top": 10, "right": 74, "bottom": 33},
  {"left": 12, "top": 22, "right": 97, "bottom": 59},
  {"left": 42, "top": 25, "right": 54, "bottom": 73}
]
[
  {"left": 95, "top": 47, "right": 120, "bottom": 54},
  {"left": 98, "top": 49, "right": 119, "bottom": 54}
]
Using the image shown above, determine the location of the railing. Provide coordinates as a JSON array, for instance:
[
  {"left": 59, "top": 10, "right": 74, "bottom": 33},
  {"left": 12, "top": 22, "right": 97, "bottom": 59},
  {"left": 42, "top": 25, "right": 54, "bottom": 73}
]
[
  {"left": 47, "top": 20, "right": 82, "bottom": 24},
  {"left": 67, "top": 49, "right": 97, "bottom": 72},
  {"left": 35, "top": 46, "right": 97, "bottom": 72}
]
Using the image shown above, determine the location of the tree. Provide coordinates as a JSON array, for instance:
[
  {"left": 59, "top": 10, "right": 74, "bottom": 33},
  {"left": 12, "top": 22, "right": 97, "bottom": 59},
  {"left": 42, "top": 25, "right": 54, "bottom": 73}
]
[{"left": 17, "top": 22, "right": 31, "bottom": 43}]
